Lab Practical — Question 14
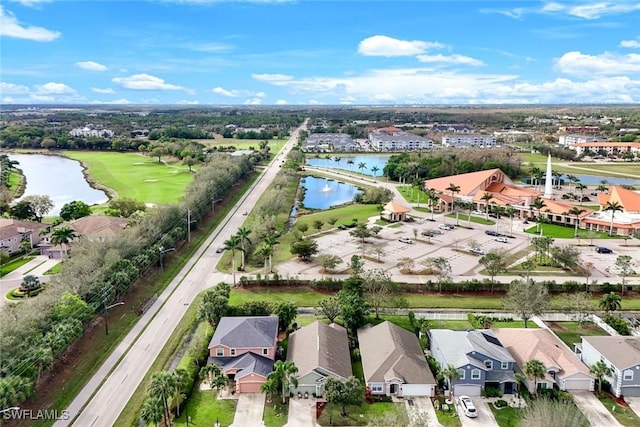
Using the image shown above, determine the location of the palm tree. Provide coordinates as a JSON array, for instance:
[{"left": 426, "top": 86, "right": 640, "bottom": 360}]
[
  {"left": 566, "top": 174, "right": 578, "bottom": 193},
  {"left": 575, "top": 182, "right": 587, "bottom": 204},
  {"left": 481, "top": 192, "right": 493, "bottom": 220},
  {"left": 140, "top": 396, "right": 164, "bottom": 427},
  {"left": 271, "top": 360, "right": 299, "bottom": 404},
  {"left": 200, "top": 364, "right": 222, "bottom": 384},
  {"left": 236, "top": 227, "right": 252, "bottom": 270},
  {"left": 223, "top": 234, "right": 243, "bottom": 287},
  {"left": 264, "top": 234, "right": 279, "bottom": 273},
  {"left": 260, "top": 376, "right": 279, "bottom": 403},
  {"left": 211, "top": 373, "right": 229, "bottom": 397},
  {"left": 596, "top": 183, "right": 609, "bottom": 194},
  {"left": 524, "top": 359, "right": 546, "bottom": 395},
  {"left": 529, "top": 166, "right": 541, "bottom": 188},
  {"left": 465, "top": 201, "right": 475, "bottom": 228},
  {"left": 346, "top": 158, "right": 354, "bottom": 176},
  {"left": 531, "top": 197, "right": 547, "bottom": 234},
  {"left": 358, "top": 161, "right": 367, "bottom": 175},
  {"left": 598, "top": 291, "right": 621, "bottom": 316},
  {"left": 552, "top": 170, "right": 563, "bottom": 189},
  {"left": 505, "top": 206, "right": 518, "bottom": 236},
  {"left": 50, "top": 226, "right": 77, "bottom": 260},
  {"left": 370, "top": 165, "right": 379, "bottom": 180},
  {"left": 568, "top": 206, "right": 586, "bottom": 238},
  {"left": 173, "top": 368, "right": 190, "bottom": 417},
  {"left": 257, "top": 243, "right": 272, "bottom": 278},
  {"left": 441, "top": 364, "right": 462, "bottom": 399},
  {"left": 426, "top": 189, "right": 439, "bottom": 221},
  {"left": 453, "top": 200, "right": 465, "bottom": 226},
  {"left": 446, "top": 183, "right": 461, "bottom": 215},
  {"left": 148, "top": 371, "right": 177, "bottom": 427},
  {"left": 605, "top": 201, "right": 623, "bottom": 236},
  {"left": 590, "top": 361, "right": 612, "bottom": 394},
  {"left": 31, "top": 346, "right": 53, "bottom": 383}
]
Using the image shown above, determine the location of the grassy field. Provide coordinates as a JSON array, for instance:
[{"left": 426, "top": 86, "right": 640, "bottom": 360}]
[
  {"left": 525, "top": 223, "right": 621, "bottom": 239},
  {"left": 63, "top": 151, "right": 194, "bottom": 204},
  {"left": 317, "top": 402, "right": 404, "bottom": 426},
  {"left": 173, "top": 390, "right": 237, "bottom": 426},
  {"left": 446, "top": 213, "right": 496, "bottom": 225},
  {"left": 570, "top": 162, "right": 640, "bottom": 177},
  {"left": 547, "top": 321, "right": 607, "bottom": 348},
  {"left": 201, "top": 136, "right": 287, "bottom": 152},
  {"left": 397, "top": 185, "right": 429, "bottom": 204}
]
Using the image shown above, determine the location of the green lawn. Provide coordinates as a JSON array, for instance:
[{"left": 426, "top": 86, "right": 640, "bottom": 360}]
[
  {"left": 202, "top": 137, "right": 287, "bottom": 152},
  {"left": 0, "top": 255, "right": 34, "bottom": 277},
  {"left": 446, "top": 213, "right": 496, "bottom": 225},
  {"left": 63, "top": 151, "right": 194, "bottom": 204},
  {"left": 571, "top": 163, "right": 640, "bottom": 177},
  {"left": 352, "top": 360, "right": 365, "bottom": 382},
  {"left": 397, "top": 185, "right": 429, "bottom": 204},
  {"left": 490, "top": 405, "right": 523, "bottom": 427},
  {"left": 433, "top": 405, "right": 462, "bottom": 427},
  {"left": 317, "top": 402, "right": 403, "bottom": 426},
  {"left": 173, "top": 390, "right": 237, "bottom": 426},
  {"left": 525, "top": 223, "right": 621, "bottom": 239},
  {"left": 547, "top": 321, "right": 607, "bottom": 348},
  {"left": 263, "top": 401, "right": 289, "bottom": 427},
  {"left": 43, "top": 263, "right": 63, "bottom": 275},
  {"left": 597, "top": 392, "right": 640, "bottom": 427}
]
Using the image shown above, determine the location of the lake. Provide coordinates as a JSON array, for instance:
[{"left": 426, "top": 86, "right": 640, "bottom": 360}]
[
  {"left": 299, "top": 176, "right": 362, "bottom": 209},
  {"left": 8, "top": 153, "right": 109, "bottom": 215},
  {"left": 573, "top": 175, "right": 639, "bottom": 186},
  {"left": 305, "top": 154, "right": 390, "bottom": 177}
]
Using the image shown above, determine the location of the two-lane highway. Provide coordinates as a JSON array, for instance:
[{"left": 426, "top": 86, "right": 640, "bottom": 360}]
[{"left": 55, "top": 121, "right": 306, "bottom": 427}]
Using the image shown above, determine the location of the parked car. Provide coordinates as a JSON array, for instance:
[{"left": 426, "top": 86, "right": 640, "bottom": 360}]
[
  {"left": 421, "top": 230, "right": 435, "bottom": 237},
  {"left": 438, "top": 224, "right": 454, "bottom": 230},
  {"left": 399, "top": 237, "right": 413, "bottom": 244},
  {"left": 485, "top": 230, "right": 500, "bottom": 236},
  {"left": 595, "top": 246, "right": 613, "bottom": 254},
  {"left": 459, "top": 395, "right": 478, "bottom": 418},
  {"left": 495, "top": 237, "right": 508, "bottom": 243},
  {"left": 215, "top": 247, "right": 224, "bottom": 253},
  {"left": 472, "top": 210, "right": 484, "bottom": 216},
  {"left": 470, "top": 247, "right": 485, "bottom": 255},
  {"left": 337, "top": 224, "right": 348, "bottom": 230}
]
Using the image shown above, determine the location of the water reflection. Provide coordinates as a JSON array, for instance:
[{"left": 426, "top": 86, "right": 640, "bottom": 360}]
[{"left": 300, "top": 176, "right": 362, "bottom": 209}]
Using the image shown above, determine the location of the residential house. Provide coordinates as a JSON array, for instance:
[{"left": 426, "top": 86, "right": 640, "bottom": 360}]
[
  {"left": 358, "top": 321, "right": 436, "bottom": 397},
  {"left": 207, "top": 316, "right": 279, "bottom": 393},
  {"left": 429, "top": 329, "right": 516, "bottom": 396},
  {"left": 286, "top": 321, "right": 352, "bottom": 397},
  {"left": 493, "top": 328, "right": 594, "bottom": 393},
  {"left": 577, "top": 336, "right": 640, "bottom": 397},
  {"left": 0, "top": 218, "right": 49, "bottom": 254},
  {"left": 381, "top": 199, "right": 411, "bottom": 222},
  {"left": 582, "top": 186, "right": 640, "bottom": 236},
  {"left": 442, "top": 134, "right": 496, "bottom": 148}
]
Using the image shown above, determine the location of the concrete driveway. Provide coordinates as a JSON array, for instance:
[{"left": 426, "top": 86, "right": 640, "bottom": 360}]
[
  {"left": 572, "top": 391, "right": 622, "bottom": 427},
  {"left": 230, "top": 393, "right": 265, "bottom": 427},
  {"left": 625, "top": 397, "right": 640, "bottom": 417},
  {"left": 405, "top": 397, "right": 442, "bottom": 427},
  {"left": 284, "top": 398, "right": 315, "bottom": 427},
  {"left": 456, "top": 397, "right": 499, "bottom": 427}
]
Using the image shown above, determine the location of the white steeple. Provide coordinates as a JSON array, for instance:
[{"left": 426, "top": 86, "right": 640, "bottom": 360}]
[{"left": 543, "top": 154, "right": 553, "bottom": 199}]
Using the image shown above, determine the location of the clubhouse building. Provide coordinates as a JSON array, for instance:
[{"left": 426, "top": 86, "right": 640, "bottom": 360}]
[{"left": 582, "top": 186, "right": 640, "bottom": 236}]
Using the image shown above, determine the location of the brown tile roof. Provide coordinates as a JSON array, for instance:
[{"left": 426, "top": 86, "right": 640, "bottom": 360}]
[
  {"left": 70, "top": 215, "right": 129, "bottom": 238},
  {"left": 583, "top": 336, "right": 640, "bottom": 369},
  {"left": 472, "top": 192, "right": 522, "bottom": 206},
  {"left": 0, "top": 219, "right": 48, "bottom": 240},
  {"left": 383, "top": 199, "right": 410, "bottom": 214},
  {"left": 425, "top": 169, "right": 512, "bottom": 197},
  {"left": 538, "top": 199, "right": 593, "bottom": 216},
  {"left": 492, "top": 328, "right": 592, "bottom": 382},
  {"left": 287, "top": 321, "right": 352, "bottom": 379},
  {"left": 358, "top": 321, "right": 436, "bottom": 385},
  {"left": 607, "top": 186, "right": 640, "bottom": 212}
]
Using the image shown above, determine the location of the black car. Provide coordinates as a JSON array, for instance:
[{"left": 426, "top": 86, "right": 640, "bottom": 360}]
[
  {"left": 337, "top": 225, "right": 348, "bottom": 230},
  {"left": 595, "top": 247, "right": 613, "bottom": 254},
  {"left": 485, "top": 230, "right": 500, "bottom": 236}
]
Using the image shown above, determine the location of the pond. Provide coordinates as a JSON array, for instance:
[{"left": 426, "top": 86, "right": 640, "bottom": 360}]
[
  {"left": 572, "top": 175, "right": 639, "bottom": 186},
  {"left": 8, "top": 153, "right": 109, "bottom": 215},
  {"left": 305, "top": 154, "right": 390, "bottom": 177},
  {"left": 299, "top": 176, "right": 362, "bottom": 210}
]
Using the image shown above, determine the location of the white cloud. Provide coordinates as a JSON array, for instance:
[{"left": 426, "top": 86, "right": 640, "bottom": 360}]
[
  {"left": 90, "top": 98, "right": 132, "bottom": 105},
  {"left": 212, "top": 87, "right": 266, "bottom": 98},
  {"left": 358, "top": 35, "right": 444, "bottom": 57},
  {"left": 275, "top": 99, "right": 288, "bottom": 105},
  {"left": 92, "top": 87, "right": 115, "bottom": 94},
  {"left": 185, "top": 42, "right": 232, "bottom": 52},
  {"left": 76, "top": 61, "right": 107, "bottom": 71},
  {"left": 541, "top": 2, "right": 565, "bottom": 13},
  {"left": 621, "top": 39, "right": 640, "bottom": 49},
  {"left": 416, "top": 54, "right": 484, "bottom": 67},
  {"left": 555, "top": 51, "right": 640, "bottom": 76},
  {"left": 243, "top": 97, "right": 262, "bottom": 105},
  {"left": 8, "top": 0, "right": 52, "bottom": 6},
  {"left": 252, "top": 73, "right": 293, "bottom": 85},
  {"left": 0, "top": 6, "right": 60, "bottom": 41},
  {"left": 567, "top": 2, "right": 640, "bottom": 19},
  {"left": 35, "top": 82, "right": 76, "bottom": 94},
  {"left": 0, "top": 82, "right": 30, "bottom": 94},
  {"left": 178, "top": 100, "right": 200, "bottom": 104},
  {"left": 112, "top": 74, "right": 186, "bottom": 91}
]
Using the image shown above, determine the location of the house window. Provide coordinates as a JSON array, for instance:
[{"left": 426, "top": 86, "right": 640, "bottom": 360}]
[
  {"left": 371, "top": 385, "right": 383, "bottom": 393},
  {"left": 484, "top": 360, "right": 493, "bottom": 369},
  {"left": 262, "top": 348, "right": 269, "bottom": 356},
  {"left": 624, "top": 370, "right": 634, "bottom": 381},
  {"left": 471, "top": 369, "right": 481, "bottom": 380},
  {"left": 216, "top": 348, "right": 224, "bottom": 357},
  {"left": 501, "top": 362, "right": 509, "bottom": 370},
  {"left": 230, "top": 348, "right": 236, "bottom": 356},
  {"left": 457, "top": 369, "right": 465, "bottom": 380}
]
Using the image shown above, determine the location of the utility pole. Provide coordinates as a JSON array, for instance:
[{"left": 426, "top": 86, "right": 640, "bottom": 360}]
[
  {"left": 103, "top": 302, "right": 124, "bottom": 335},
  {"left": 187, "top": 209, "right": 197, "bottom": 242}
]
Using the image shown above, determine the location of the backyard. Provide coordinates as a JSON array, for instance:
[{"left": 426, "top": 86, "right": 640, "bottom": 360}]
[{"left": 547, "top": 321, "right": 608, "bottom": 348}]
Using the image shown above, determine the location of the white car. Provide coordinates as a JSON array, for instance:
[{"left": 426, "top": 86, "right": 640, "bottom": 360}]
[
  {"left": 399, "top": 237, "right": 413, "bottom": 244},
  {"left": 438, "top": 224, "right": 454, "bottom": 230},
  {"left": 495, "top": 237, "right": 508, "bottom": 243},
  {"left": 470, "top": 247, "right": 485, "bottom": 255},
  {"left": 459, "top": 395, "right": 478, "bottom": 418}
]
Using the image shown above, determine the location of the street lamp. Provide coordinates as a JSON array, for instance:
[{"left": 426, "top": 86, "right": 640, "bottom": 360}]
[
  {"left": 103, "top": 302, "right": 124, "bottom": 336},
  {"left": 158, "top": 246, "right": 175, "bottom": 271}
]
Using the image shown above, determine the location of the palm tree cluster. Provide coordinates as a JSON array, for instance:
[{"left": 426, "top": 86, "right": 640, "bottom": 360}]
[
  {"left": 260, "top": 360, "right": 298, "bottom": 404},
  {"left": 141, "top": 368, "right": 193, "bottom": 426},
  {"left": 224, "top": 228, "right": 280, "bottom": 286}
]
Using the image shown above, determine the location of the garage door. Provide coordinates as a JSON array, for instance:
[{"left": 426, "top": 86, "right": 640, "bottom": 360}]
[
  {"left": 563, "top": 378, "right": 593, "bottom": 391},
  {"left": 621, "top": 387, "right": 640, "bottom": 397},
  {"left": 453, "top": 384, "right": 482, "bottom": 396},
  {"left": 402, "top": 384, "right": 433, "bottom": 397}
]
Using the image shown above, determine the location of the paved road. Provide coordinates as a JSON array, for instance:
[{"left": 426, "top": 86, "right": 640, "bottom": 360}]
[{"left": 55, "top": 122, "right": 307, "bottom": 427}]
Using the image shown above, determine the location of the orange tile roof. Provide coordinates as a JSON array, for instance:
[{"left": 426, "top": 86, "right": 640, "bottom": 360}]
[
  {"left": 425, "top": 168, "right": 509, "bottom": 196},
  {"left": 608, "top": 186, "right": 640, "bottom": 212},
  {"left": 538, "top": 199, "right": 593, "bottom": 216},
  {"left": 472, "top": 192, "right": 523, "bottom": 206},
  {"left": 597, "top": 193, "right": 610, "bottom": 206},
  {"left": 485, "top": 182, "right": 539, "bottom": 197},
  {"left": 384, "top": 199, "right": 410, "bottom": 213}
]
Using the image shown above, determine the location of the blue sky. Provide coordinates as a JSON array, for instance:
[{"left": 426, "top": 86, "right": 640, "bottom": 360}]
[{"left": 1, "top": 0, "right": 640, "bottom": 105}]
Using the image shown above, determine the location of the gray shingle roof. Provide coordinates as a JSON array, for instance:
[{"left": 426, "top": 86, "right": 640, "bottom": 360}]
[
  {"left": 208, "top": 316, "right": 278, "bottom": 349},
  {"left": 583, "top": 336, "right": 640, "bottom": 369},
  {"left": 287, "top": 321, "right": 352, "bottom": 379},
  {"left": 429, "top": 329, "right": 514, "bottom": 370},
  {"left": 358, "top": 321, "right": 436, "bottom": 385},
  {"left": 208, "top": 352, "right": 274, "bottom": 379}
]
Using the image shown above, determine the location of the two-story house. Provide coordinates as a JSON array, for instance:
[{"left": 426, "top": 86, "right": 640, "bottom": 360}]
[
  {"left": 0, "top": 218, "right": 49, "bottom": 254},
  {"left": 577, "top": 336, "right": 640, "bottom": 397},
  {"left": 429, "top": 329, "right": 516, "bottom": 396},
  {"left": 207, "top": 316, "right": 279, "bottom": 393}
]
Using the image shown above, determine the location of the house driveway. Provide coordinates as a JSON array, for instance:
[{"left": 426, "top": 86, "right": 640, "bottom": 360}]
[
  {"left": 625, "top": 397, "right": 640, "bottom": 418},
  {"left": 572, "top": 391, "right": 622, "bottom": 427},
  {"left": 405, "top": 397, "right": 442, "bottom": 427},
  {"left": 284, "top": 398, "right": 315, "bottom": 427},
  {"left": 456, "top": 397, "right": 499, "bottom": 427},
  {"left": 230, "top": 393, "right": 265, "bottom": 427}
]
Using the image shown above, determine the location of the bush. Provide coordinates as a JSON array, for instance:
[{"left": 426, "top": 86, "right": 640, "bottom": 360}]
[
  {"left": 604, "top": 315, "right": 631, "bottom": 335},
  {"left": 494, "top": 399, "right": 508, "bottom": 408},
  {"left": 483, "top": 387, "right": 503, "bottom": 398}
]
